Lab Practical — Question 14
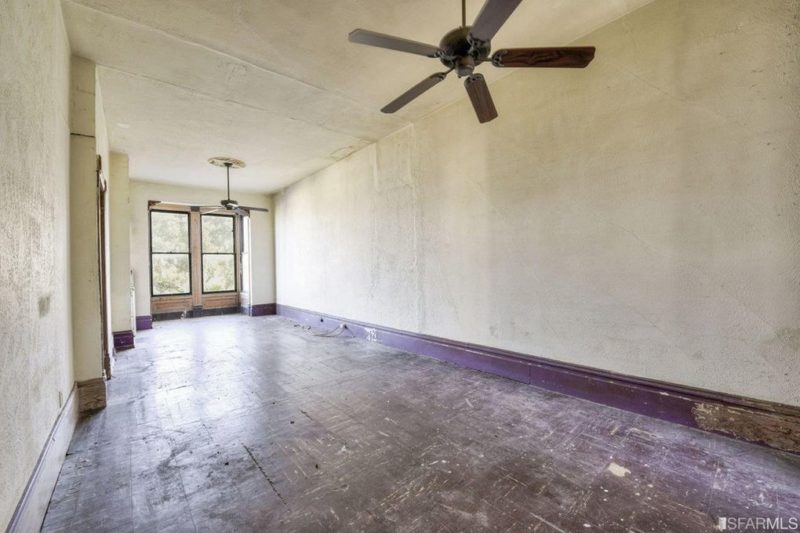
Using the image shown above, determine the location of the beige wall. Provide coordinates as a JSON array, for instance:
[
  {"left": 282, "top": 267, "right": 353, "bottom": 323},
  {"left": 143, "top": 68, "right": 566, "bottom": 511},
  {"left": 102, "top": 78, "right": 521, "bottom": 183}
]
[
  {"left": 0, "top": 0, "right": 74, "bottom": 527},
  {"left": 248, "top": 210, "right": 275, "bottom": 307},
  {"left": 129, "top": 180, "right": 275, "bottom": 317},
  {"left": 110, "top": 153, "right": 132, "bottom": 332},
  {"left": 69, "top": 56, "right": 105, "bottom": 382},
  {"left": 276, "top": 0, "right": 800, "bottom": 406}
]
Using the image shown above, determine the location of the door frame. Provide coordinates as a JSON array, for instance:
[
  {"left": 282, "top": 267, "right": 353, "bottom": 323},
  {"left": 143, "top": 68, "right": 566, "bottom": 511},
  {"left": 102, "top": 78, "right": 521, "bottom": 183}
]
[{"left": 96, "top": 155, "right": 112, "bottom": 378}]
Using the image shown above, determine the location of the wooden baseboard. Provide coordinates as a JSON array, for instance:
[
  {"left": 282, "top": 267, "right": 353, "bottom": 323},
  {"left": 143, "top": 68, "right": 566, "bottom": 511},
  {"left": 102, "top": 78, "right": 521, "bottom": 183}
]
[
  {"left": 135, "top": 315, "right": 153, "bottom": 330},
  {"left": 152, "top": 306, "right": 240, "bottom": 321},
  {"left": 112, "top": 330, "right": 134, "bottom": 351},
  {"left": 242, "top": 303, "right": 276, "bottom": 317},
  {"left": 77, "top": 378, "right": 106, "bottom": 412},
  {"left": 5, "top": 384, "right": 78, "bottom": 533}
]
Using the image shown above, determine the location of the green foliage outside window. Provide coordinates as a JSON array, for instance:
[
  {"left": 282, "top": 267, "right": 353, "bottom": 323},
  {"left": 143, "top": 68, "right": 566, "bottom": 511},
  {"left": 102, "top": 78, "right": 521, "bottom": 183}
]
[
  {"left": 202, "top": 215, "right": 235, "bottom": 292},
  {"left": 151, "top": 211, "right": 190, "bottom": 295}
]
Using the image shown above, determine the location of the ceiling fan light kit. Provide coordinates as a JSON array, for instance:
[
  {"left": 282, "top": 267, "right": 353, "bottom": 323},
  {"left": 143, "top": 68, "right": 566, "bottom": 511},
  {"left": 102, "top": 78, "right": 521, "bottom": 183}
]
[{"left": 349, "top": 0, "right": 596, "bottom": 123}]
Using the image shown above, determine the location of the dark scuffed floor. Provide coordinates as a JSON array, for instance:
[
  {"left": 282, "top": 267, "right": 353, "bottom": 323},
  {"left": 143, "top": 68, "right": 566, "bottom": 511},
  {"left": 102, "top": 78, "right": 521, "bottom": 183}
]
[{"left": 43, "top": 315, "right": 800, "bottom": 532}]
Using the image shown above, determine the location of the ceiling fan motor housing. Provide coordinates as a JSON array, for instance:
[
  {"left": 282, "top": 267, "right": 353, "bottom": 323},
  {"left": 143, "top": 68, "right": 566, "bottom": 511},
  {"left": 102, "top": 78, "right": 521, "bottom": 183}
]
[{"left": 439, "top": 26, "right": 490, "bottom": 77}]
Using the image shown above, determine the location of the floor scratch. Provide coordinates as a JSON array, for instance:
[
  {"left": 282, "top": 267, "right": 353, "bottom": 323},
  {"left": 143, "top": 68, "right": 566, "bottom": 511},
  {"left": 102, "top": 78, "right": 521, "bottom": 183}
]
[{"left": 242, "top": 443, "right": 287, "bottom": 505}]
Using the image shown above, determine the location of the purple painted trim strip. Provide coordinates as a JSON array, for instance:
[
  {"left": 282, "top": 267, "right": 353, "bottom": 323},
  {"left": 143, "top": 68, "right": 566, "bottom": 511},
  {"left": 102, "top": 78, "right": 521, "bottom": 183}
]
[
  {"left": 135, "top": 315, "right": 153, "bottom": 330},
  {"left": 244, "top": 303, "right": 277, "bottom": 317},
  {"left": 275, "top": 304, "right": 800, "bottom": 451},
  {"left": 112, "top": 330, "right": 135, "bottom": 351}
]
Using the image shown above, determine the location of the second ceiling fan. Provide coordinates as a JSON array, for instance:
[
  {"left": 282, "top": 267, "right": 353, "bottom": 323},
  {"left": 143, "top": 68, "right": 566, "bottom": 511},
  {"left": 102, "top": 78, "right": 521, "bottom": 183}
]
[
  {"left": 200, "top": 157, "right": 269, "bottom": 216},
  {"left": 349, "top": 0, "right": 596, "bottom": 123},
  {"left": 150, "top": 156, "right": 269, "bottom": 217},
  {"left": 149, "top": 157, "right": 270, "bottom": 215}
]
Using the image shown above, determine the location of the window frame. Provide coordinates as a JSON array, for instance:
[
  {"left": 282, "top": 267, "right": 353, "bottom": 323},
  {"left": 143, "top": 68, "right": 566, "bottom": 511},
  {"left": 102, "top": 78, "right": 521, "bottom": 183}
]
[
  {"left": 200, "top": 212, "right": 238, "bottom": 295},
  {"left": 149, "top": 209, "right": 192, "bottom": 297}
]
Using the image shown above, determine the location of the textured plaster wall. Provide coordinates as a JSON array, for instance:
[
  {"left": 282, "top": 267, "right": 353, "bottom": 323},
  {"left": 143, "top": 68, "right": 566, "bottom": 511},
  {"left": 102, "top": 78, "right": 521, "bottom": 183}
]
[
  {"left": 129, "top": 180, "right": 274, "bottom": 316},
  {"left": 110, "top": 153, "right": 132, "bottom": 332},
  {"left": 69, "top": 56, "right": 105, "bottom": 382},
  {"left": 276, "top": 0, "right": 800, "bottom": 406},
  {"left": 248, "top": 209, "right": 275, "bottom": 307},
  {"left": 0, "top": 0, "right": 73, "bottom": 527}
]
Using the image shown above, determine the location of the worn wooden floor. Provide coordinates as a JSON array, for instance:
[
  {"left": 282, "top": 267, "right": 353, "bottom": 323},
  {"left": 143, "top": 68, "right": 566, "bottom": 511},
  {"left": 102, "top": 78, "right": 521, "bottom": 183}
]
[{"left": 43, "top": 315, "right": 800, "bottom": 532}]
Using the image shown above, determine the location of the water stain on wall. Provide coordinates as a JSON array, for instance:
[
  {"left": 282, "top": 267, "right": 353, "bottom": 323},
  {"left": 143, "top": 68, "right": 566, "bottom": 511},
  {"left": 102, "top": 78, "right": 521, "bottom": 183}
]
[
  {"left": 774, "top": 327, "right": 800, "bottom": 353},
  {"left": 38, "top": 294, "right": 51, "bottom": 317}
]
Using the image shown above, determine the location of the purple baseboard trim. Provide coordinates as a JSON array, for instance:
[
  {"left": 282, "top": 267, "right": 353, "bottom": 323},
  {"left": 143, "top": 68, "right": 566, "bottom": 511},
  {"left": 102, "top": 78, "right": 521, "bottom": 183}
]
[
  {"left": 112, "top": 330, "right": 135, "bottom": 351},
  {"left": 243, "top": 303, "right": 277, "bottom": 317},
  {"left": 135, "top": 315, "right": 153, "bottom": 330},
  {"left": 275, "top": 304, "right": 800, "bottom": 454}
]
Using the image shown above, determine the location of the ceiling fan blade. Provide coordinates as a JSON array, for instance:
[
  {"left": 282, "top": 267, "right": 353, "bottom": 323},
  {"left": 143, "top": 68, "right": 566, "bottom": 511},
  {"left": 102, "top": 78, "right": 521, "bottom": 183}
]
[
  {"left": 239, "top": 206, "right": 270, "bottom": 213},
  {"left": 464, "top": 74, "right": 498, "bottom": 123},
  {"left": 233, "top": 207, "right": 250, "bottom": 217},
  {"left": 492, "top": 47, "right": 596, "bottom": 68},
  {"left": 349, "top": 29, "right": 440, "bottom": 58},
  {"left": 150, "top": 200, "right": 212, "bottom": 208},
  {"left": 469, "top": 0, "right": 522, "bottom": 44},
  {"left": 149, "top": 200, "right": 227, "bottom": 211},
  {"left": 381, "top": 72, "right": 449, "bottom": 113}
]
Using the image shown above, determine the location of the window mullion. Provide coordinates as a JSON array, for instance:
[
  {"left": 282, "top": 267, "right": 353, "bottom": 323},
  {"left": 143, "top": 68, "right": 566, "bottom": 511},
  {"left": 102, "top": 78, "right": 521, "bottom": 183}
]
[{"left": 190, "top": 210, "right": 202, "bottom": 306}]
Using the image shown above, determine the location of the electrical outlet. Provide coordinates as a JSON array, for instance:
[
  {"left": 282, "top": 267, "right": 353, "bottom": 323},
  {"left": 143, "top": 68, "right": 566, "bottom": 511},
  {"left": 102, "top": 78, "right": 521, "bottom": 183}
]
[{"left": 365, "top": 328, "right": 377, "bottom": 342}]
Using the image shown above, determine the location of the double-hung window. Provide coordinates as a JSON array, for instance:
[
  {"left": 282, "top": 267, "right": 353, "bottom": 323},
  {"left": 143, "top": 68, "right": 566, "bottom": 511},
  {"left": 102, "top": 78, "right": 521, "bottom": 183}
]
[
  {"left": 150, "top": 210, "right": 191, "bottom": 295},
  {"left": 201, "top": 214, "right": 236, "bottom": 293}
]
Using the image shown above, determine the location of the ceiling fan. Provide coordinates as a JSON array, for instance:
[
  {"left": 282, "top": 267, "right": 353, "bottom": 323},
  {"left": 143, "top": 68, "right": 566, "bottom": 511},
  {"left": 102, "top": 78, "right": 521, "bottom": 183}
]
[
  {"left": 150, "top": 157, "right": 269, "bottom": 215},
  {"left": 349, "top": 0, "right": 595, "bottom": 123}
]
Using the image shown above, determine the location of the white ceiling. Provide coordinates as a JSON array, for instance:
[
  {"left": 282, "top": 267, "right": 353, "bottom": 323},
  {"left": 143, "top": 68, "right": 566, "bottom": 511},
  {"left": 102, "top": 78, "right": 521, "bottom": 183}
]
[{"left": 63, "top": 0, "right": 653, "bottom": 193}]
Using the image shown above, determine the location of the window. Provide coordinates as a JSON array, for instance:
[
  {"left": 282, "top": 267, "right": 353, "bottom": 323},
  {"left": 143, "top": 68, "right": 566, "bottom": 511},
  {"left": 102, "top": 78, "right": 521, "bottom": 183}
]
[
  {"left": 201, "top": 214, "right": 236, "bottom": 293},
  {"left": 150, "top": 211, "right": 191, "bottom": 295}
]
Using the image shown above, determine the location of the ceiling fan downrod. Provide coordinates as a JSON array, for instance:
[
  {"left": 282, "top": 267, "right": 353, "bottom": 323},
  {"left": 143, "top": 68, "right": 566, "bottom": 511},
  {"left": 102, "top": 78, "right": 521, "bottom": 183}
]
[{"left": 225, "top": 162, "right": 232, "bottom": 203}]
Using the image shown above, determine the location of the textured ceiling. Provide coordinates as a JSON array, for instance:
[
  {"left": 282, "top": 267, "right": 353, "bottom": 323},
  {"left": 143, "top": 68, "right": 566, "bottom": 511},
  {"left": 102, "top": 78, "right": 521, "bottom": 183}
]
[{"left": 63, "top": 0, "right": 654, "bottom": 192}]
